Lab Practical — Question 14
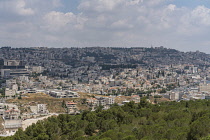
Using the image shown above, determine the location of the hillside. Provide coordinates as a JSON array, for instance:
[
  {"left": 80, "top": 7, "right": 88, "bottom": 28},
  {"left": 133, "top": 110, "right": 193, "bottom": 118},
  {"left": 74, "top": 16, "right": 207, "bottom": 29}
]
[
  {"left": 6, "top": 92, "right": 130, "bottom": 114},
  {"left": 2, "top": 47, "right": 210, "bottom": 80},
  {"left": 2, "top": 47, "right": 210, "bottom": 69},
  {"left": 3, "top": 99, "right": 210, "bottom": 140}
]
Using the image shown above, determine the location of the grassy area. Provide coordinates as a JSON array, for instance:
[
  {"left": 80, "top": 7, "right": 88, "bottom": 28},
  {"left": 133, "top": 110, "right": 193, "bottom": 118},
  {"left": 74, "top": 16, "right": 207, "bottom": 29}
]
[
  {"left": 115, "top": 96, "right": 131, "bottom": 103},
  {"left": 0, "top": 117, "right": 4, "bottom": 133},
  {"left": 6, "top": 92, "right": 134, "bottom": 114},
  {"left": 149, "top": 96, "right": 170, "bottom": 103},
  {"left": 78, "top": 92, "right": 132, "bottom": 104},
  {"left": 7, "top": 93, "right": 74, "bottom": 113}
]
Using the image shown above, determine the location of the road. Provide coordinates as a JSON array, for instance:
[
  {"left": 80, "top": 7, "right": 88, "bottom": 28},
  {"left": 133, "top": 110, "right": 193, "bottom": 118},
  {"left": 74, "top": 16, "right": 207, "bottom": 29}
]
[{"left": 22, "top": 113, "right": 58, "bottom": 130}]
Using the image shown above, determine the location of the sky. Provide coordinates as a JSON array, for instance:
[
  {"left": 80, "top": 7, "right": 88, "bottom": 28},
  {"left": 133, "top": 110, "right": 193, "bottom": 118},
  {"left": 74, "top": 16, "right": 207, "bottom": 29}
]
[{"left": 1, "top": 0, "right": 210, "bottom": 53}]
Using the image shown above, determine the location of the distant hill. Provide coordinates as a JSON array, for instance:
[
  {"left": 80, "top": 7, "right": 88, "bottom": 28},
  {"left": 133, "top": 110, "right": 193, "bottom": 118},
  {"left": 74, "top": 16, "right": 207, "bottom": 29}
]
[{"left": 1, "top": 46, "right": 210, "bottom": 73}]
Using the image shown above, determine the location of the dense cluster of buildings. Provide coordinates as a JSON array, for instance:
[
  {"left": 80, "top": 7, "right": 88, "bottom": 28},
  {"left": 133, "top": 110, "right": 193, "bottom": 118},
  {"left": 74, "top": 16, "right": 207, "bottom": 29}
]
[
  {"left": 86, "top": 96, "right": 115, "bottom": 111},
  {"left": 1, "top": 46, "right": 210, "bottom": 134},
  {"left": 48, "top": 90, "right": 79, "bottom": 98},
  {"left": 2, "top": 57, "right": 210, "bottom": 102},
  {"left": 0, "top": 101, "right": 49, "bottom": 135},
  {"left": 0, "top": 103, "right": 21, "bottom": 132}
]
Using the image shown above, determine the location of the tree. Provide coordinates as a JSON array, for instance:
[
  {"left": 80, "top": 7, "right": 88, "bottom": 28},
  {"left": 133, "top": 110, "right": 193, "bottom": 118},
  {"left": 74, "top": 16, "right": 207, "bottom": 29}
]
[
  {"left": 138, "top": 97, "right": 149, "bottom": 108},
  {"left": 13, "top": 128, "right": 29, "bottom": 140},
  {"left": 0, "top": 88, "right": 5, "bottom": 97},
  {"left": 201, "top": 135, "right": 210, "bottom": 140},
  {"left": 154, "top": 99, "right": 157, "bottom": 104},
  {"left": 100, "top": 130, "right": 125, "bottom": 140},
  {"left": 122, "top": 135, "right": 137, "bottom": 140},
  {"left": 62, "top": 100, "right": 66, "bottom": 108},
  {"left": 81, "top": 98, "right": 87, "bottom": 104},
  {"left": 37, "top": 133, "right": 50, "bottom": 140},
  {"left": 189, "top": 116, "right": 210, "bottom": 139},
  {"left": 159, "top": 88, "right": 166, "bottom": 93},
  {"left": 84, "top": 112, "right": 97, "bottom": 122},
  {"left": 85, "top": 122, "right": 97, "bottom": 136},
  {"left": 18, "top": 96, "right": 22, "bottom": 99},
  {"left": 69, "top": 130, "right": 84, "bottom": 139},
  {"left": 6, "top": 99, "right": 210, "bottom": 140}
]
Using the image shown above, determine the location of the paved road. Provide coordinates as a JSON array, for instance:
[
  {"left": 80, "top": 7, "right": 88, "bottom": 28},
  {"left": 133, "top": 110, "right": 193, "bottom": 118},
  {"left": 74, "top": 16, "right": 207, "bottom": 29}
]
[{"left": 22, "top": 114, "right": 58, "bottom": 130}]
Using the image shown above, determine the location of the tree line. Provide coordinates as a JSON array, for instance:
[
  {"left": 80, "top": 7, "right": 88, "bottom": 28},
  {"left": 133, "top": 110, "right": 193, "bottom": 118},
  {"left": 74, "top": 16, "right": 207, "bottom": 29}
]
[{"left": 2, "top": 98, "right": 210, "bottom": 140}]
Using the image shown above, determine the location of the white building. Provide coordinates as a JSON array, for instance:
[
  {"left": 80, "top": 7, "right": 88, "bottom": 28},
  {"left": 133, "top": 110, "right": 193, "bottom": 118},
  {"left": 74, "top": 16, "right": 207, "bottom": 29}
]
[
  {"left": 5, "top": 88, "right": 16, "bottom": 98},
  {"left": 200, "top": 82, "right": 210, "bottom": 93},
  {"left": 170, "top": 92, "right": 179, "bottom": 101},
  {"left": 4, "top": 108, "right": 20, "bottom": 120},
  {"left": 37, "top": 104, "right": 48, "bottom": 114},
  {"left": 105, "top": 97, "right": 115, "bottom": 105},
  {"left": 32, "top": 66, "right": 44, "bottom": 73},
  {"left": 1, "top": 69, "right": 10, "bottom": 78},
  {"left": 49, "top": 90, "right": 79, "bottom": 98}
]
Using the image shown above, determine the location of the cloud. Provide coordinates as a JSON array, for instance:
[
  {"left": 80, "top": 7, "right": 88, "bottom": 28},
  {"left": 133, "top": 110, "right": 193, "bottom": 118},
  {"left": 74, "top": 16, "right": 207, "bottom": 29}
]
[
  {"left": 126, "top": 0, "right": 141, "bottom": 6},
  {"left": 110, "top": 20, "right": 133, "bottom": 29},
  {"left": 167, "top": 4, "right": 176, "bottom": 11},
  {"left": 52, "top": 0, "right": 63, "bottom": 8},
  {"left": 78, "top": 0, "right": 124, "bottom": 12},
  {"left": 42, "top": 11, "right": 87, "bottom": 32},
  {"left": 0, "top": 0, "right": 35, "bottom": 16},
  {"left": 0, "top": 0, "right": 210, "bottom": 52},
  {"left": 16, "top": 0, "right": 34, "bottom": 16},
  {"left": 191, "top": 5, "right": 210, "bottom": 26}
]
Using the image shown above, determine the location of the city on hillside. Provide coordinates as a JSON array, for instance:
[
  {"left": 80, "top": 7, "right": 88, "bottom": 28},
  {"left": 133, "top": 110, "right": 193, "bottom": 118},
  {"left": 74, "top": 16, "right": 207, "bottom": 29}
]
[{"left": 0, "top": 46, "right": 210, "bottom": 135}]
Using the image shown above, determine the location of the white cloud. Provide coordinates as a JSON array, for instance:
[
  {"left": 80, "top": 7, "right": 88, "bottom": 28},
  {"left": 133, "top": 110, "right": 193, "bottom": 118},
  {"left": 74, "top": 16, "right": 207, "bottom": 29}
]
[
  {"left": 144, "top": 0, "right": 166, "bottom": 6},
  {"left": 191, "top": 5, "right": 210, "bottom": 26},
  {"left": 126, "top": 0, "right": 142, "bottom": 6},
  {"left": 52, "top": 0, "right": 63, "bottom": 8},
  {"left": 1, "top": 0, "right": 210, "bottom": 52},
  {"left": 167, "top": 4, "right": 176, "bottom": 11},
  {"left": 78, "top": 0, "right": 124, "bottom": 12},
  {"left": 110, "top": 20, "right": 133, "bottom": 29},
  {"left": 16, "top": 0, "right": 34, "bottom": 16},
  {"left": 42, "top": 11, "right": 87, "bottom": 31},
  {"left": 43, "top": 11, "right": 75, "bottom": 30}
]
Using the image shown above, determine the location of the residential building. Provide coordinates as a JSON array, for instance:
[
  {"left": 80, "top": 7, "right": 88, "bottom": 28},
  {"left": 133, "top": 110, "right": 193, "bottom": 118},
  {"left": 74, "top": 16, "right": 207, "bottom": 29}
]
[
  {"left": 66, "top": 101, "right": 78, "bottom": 115},
  {"left": 37, "top": 104, "right": 48, "bottom": 114},
  {"left": 4, "top": 108, "right": 20, "bottom": 120}
]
